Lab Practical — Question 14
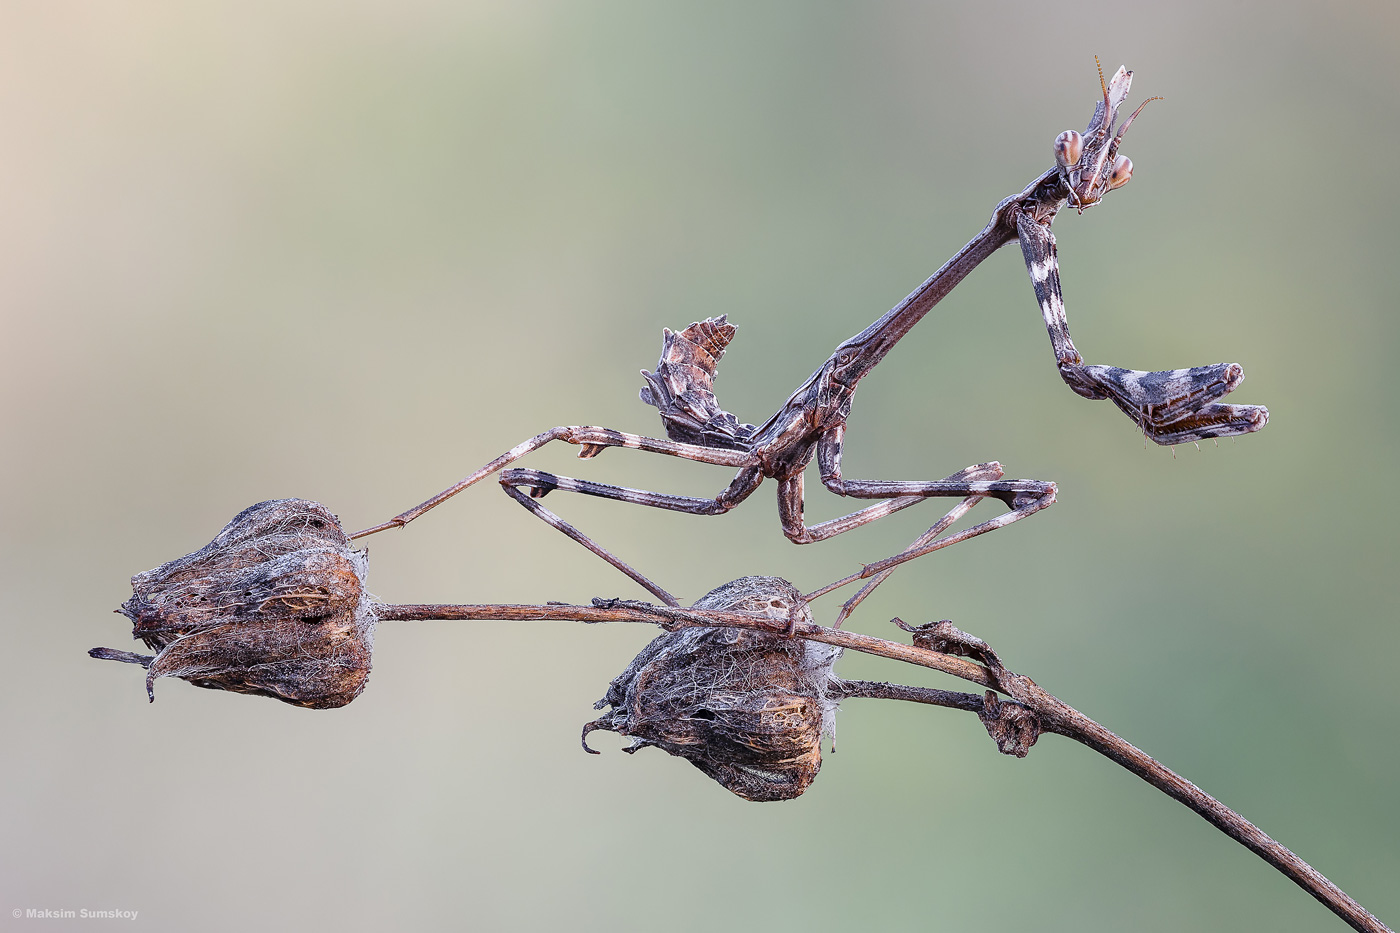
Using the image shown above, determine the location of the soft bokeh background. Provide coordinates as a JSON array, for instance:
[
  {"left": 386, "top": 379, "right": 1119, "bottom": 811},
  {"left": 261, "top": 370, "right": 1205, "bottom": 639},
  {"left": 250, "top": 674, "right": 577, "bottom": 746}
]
[{"left": 2, "top": 2, "right": 1396, "bottom": 930}]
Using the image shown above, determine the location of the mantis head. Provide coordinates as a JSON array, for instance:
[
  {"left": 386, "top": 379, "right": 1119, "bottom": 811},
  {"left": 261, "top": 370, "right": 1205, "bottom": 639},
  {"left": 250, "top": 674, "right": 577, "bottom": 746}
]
[{"left": 1053, "top": 60, "right": 1161, "bottom": 212}]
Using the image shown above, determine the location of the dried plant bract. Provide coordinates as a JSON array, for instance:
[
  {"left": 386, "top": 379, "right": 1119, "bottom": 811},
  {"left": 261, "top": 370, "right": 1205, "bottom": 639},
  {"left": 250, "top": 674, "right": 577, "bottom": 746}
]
[
  {"left": 583, "top": 577, "right": 840, "bottom": 801},
  {"left": 91, "top": 499, "right": 375, "bottom": 709}
]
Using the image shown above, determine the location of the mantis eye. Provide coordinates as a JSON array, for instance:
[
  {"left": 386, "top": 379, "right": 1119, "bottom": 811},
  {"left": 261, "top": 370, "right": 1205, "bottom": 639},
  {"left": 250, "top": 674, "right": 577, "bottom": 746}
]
[
  {"left": 1054, "top": 130, "right": 1083, "bottom": 169},
  {"left": 1107, "top": 155, "right": 1133, "bottom": 190}
]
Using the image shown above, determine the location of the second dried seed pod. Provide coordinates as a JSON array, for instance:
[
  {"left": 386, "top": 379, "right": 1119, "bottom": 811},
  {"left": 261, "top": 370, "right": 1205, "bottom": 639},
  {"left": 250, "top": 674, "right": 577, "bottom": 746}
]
[{"left": 583, "top": 576, "right": 840, "bottom": 802}]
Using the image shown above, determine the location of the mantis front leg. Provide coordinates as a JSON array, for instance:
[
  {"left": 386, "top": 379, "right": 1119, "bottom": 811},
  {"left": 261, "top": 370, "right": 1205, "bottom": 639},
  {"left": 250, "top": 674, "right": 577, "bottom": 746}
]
[{"left": 1015, "top": 211, "right": 1269, "bottom": 445}]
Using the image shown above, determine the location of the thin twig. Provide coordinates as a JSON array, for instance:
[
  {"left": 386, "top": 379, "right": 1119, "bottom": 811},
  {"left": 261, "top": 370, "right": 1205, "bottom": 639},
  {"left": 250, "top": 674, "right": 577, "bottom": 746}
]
[
  {"left": 829, "top": 678, "right": 985, "bottom": 712},
  {"left": 375, "top": 599, "right": 1391, "bottom": 933}
]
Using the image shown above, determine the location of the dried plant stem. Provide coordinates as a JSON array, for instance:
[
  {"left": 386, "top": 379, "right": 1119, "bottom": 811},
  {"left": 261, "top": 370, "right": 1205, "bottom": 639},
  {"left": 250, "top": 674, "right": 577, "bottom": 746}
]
[
  {"left": 376, "top": 600, "right": 1390, "bottom": 933},
  {"left": 830, "top": 679, "right": 984, "bottom": 712}
]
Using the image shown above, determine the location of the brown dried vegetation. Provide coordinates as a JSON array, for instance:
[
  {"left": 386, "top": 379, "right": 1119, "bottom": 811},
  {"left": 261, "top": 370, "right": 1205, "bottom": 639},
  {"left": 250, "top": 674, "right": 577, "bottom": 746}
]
[
  {"left": 583, "top": 577, "right": 839, "bottom": 802},
  {"left": 93, "top": 499, "right": 375, "bottom": 709}
]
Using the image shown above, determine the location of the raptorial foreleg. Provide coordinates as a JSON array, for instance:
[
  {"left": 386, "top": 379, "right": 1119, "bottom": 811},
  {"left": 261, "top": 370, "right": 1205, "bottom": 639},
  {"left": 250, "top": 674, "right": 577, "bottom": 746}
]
[{"left": 1015, "top": 210, "right": 1269, "bottom": 445}]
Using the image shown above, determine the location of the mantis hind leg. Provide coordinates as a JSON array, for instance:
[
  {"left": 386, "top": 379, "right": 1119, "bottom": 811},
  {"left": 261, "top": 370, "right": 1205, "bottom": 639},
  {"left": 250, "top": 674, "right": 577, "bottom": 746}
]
[{"left": 498, "top": 466, "right": 764, "bottom": 603}]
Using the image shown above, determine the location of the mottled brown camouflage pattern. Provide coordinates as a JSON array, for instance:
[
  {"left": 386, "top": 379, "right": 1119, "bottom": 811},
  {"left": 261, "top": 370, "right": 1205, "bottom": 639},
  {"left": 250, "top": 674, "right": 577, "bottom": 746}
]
[{"left": 638, "top": 315, "right": 757, "bottom": 450}]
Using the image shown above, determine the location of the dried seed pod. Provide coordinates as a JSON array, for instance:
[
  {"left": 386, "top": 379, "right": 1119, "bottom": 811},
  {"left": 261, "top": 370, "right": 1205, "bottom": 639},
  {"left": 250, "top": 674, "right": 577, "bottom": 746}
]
[
  {"left": 583, "top": 576, "right": 840, "bottom": 802},
  {"left": 90, "top": 499, "right": 376, "bottom": 709}
]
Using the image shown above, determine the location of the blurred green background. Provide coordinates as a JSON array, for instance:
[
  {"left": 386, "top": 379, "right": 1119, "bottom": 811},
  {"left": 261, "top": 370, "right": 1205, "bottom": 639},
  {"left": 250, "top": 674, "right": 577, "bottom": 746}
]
[{"left": 2, "top": 2, "right": 1396, "bottom": 930}]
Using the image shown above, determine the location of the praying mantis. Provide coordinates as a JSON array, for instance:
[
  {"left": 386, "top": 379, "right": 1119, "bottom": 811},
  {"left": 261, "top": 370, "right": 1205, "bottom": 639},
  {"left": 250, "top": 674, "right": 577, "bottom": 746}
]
[{"left": 352, "top": 62, "right": 1268, "bottom": 620}]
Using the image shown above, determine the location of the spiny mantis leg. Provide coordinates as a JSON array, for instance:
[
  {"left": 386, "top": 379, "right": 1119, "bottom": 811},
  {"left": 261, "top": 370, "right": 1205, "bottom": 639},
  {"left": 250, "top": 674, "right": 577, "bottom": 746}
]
[
  {"left": 1012, "top": 209, "right": 1092, "bottom": 384},
  {"left": 497, "top": 465, "right": 766, "bottom": 599},
  {"left": 850, "top": 487, "right": 1058, "bottom": 583},
  {"left": 787, "top": 425, "right": 1054, "bottom": 624},
  {"left": 500, "top": 465, "right": 763, "bottom": 516},
  {"left": 812, "top": 424, "right": 1053, "bottom": 511},
  {"left": 1014, "top": 211, "right": 1269, "bottom": 445},
  {"left": 829, "top": 495, "right": 981, "bottom": 626},
  {"left": 773, "top": 430, "right": 998, "bottom": 546},
  {"left": 499, "top": 485, "right": 681, "bottom": 606},
  {"left": 775, "top": 464, "right": 1049, "bottom": 545},
  {"left": 783, "top": 474, "right": 996, "bottom": 628},
  {"left": 350, "top": 426, "right": 752, "bottom": 539}
]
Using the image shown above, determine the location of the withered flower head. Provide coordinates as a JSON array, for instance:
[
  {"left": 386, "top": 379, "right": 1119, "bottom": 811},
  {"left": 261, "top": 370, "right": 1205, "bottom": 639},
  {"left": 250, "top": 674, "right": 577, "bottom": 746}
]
[
  {"left": 583, "top": 576, "right": 841, "bottom": 802},
  {"left": 90, "top": 499, "right": 376, "bottom": 709}
]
